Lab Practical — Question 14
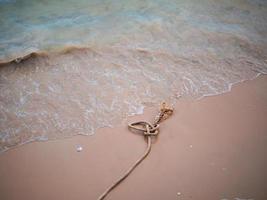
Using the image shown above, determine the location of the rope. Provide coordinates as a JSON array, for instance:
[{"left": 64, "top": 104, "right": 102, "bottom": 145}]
[
  {"left": 97, "top": 102, "right": 173, "bottom": 200},
  {"left": 97, "top": 136, "right": 152, "bottom": 200}
]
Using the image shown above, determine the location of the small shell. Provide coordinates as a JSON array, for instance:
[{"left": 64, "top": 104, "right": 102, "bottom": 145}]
[{"left": 76, "top": 145, "right": 83, "bottom": 152}]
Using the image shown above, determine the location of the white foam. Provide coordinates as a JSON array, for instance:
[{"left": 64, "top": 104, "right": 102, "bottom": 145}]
[{"left": 0, "top": 0, "right": 267, "bottom": 152}]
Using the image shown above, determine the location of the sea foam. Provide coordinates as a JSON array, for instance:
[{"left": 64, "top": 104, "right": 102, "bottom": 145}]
[{"left": 0, "top": 0, "right": 267, "bottom": 152}]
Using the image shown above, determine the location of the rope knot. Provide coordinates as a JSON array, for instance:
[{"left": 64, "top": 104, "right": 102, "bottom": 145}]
[
  {"left": 98, "top": 103, "right": 174, "bottom": 200},
  {"left": 128, "top": 121, "right": 160, "bottom": 136}
]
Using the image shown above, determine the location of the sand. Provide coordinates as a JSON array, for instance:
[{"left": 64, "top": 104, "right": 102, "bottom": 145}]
[{"left": 0, "top": 75, "right": 267, "bottom": 200}]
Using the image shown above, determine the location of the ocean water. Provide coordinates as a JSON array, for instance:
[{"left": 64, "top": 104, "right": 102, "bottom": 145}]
[{"left": 0, "top": 0, "right": 267, "bottom": 152}]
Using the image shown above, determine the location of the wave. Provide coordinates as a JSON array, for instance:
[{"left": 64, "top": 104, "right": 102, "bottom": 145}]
[
  {"left": 0, "top": 45, "right": 93, "bottom": 65},
  {"left": 1, "top": 0, "right": 267, "bottom": 152}
]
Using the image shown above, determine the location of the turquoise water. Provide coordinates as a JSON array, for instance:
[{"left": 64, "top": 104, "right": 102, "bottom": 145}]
[
  {"left": 0, "top": 0, "right": 267, "bottom": 152},
  {"left": 1, "top": 0, "right": 266, "bottom": 63},
  {"left": 0, "top": 0, "right": 188, "bottom": 62}
]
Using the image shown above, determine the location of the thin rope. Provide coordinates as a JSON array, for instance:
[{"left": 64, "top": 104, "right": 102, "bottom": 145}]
[
  {"left": 97, "top": 136, "right": 152, "bottom": 200},
  {"left": 97, "top": 102, "right": 173, "bottom": 200}
]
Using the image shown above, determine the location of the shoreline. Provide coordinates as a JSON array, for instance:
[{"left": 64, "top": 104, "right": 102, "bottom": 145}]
[
  {"left": 0, "top": 73, "right": 265, "bottom": 154},
  {"left": 0, "top": 75, "right": 266, "bottom": 200}
]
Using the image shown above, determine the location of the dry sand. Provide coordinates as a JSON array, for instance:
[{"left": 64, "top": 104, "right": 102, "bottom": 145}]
[{"left": 0, "top": 75, "right": 267, "bottom": 200}]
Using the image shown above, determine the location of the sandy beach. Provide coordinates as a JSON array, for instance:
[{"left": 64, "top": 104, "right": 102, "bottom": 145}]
[
  {"left": 0, "top": 1, "right": 267, "bottom": 199},
  {"left": 0, "top": 75, "right": 266, "bottom": 200}
]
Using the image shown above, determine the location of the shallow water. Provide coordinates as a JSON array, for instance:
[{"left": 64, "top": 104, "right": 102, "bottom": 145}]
[{"left": 0, "top": 0, "right": 267, "bottom": 152}]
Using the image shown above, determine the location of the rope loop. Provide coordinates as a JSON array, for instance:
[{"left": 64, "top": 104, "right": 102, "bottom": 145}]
[
  {"left": 97, "top": 102, "right": 173, "bottom": 200},
  {"left": 128, "top": 121, "right": 160, "bottom": 136}
]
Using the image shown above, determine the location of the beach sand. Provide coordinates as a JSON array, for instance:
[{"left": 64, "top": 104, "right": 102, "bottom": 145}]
[{"left": 0, "top": 75, "right": 267, "bottom": 200}]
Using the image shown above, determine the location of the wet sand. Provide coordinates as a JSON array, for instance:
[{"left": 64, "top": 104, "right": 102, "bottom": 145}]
[{"left": 0, "top": 75, "right": 267, "bottom": 200}]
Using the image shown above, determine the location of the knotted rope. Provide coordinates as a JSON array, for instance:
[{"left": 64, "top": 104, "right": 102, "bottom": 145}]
[{"left": 97, "top": 102, "right": 173, "bottom": 200}]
